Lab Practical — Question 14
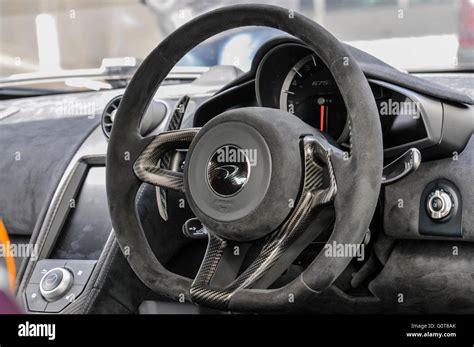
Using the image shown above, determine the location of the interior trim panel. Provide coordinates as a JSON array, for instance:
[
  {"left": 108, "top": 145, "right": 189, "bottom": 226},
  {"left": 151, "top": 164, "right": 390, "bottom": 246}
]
[{"left": 384, "top": 135, "right": 473, "bottom": 241}]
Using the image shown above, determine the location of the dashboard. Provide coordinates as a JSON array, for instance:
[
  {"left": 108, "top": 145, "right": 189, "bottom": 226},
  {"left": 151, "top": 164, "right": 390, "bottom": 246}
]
[
  {"left": 2, "top": 34, "right": 472, "bottom": 315},
  {"left": 193, "top": 39, "right": 472, "bottom": 163}
]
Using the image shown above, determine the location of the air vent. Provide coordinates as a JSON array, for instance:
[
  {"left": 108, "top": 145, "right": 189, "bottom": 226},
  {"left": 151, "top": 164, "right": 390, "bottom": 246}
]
[{"left": 101, "top": 95, "right": 122, "bottom": 138}]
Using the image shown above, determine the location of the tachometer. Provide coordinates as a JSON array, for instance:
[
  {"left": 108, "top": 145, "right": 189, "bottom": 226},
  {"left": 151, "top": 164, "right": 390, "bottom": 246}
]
[{"left": 279, "top": 54, "right": 347, "bottom": 141}]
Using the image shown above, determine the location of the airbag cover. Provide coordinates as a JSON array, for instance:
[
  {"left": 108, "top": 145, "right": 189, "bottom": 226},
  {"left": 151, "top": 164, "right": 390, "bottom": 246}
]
[{"left": 184, "top": 107, "right": 312, "bottom": 241}]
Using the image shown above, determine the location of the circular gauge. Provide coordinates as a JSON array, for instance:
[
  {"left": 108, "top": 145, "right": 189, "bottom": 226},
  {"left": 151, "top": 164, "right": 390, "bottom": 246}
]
[{"left": 280, "top": 54, "right": 348, "bottom": 141}]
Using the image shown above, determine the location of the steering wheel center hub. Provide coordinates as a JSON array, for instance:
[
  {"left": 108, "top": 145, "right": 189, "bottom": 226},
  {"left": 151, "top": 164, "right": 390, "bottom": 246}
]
[
  {"left": 207, "top": 144, "right": 251, "bottom": 197},
  {"left": 184, "top": 107, "right": 310, "bottom": 241}
]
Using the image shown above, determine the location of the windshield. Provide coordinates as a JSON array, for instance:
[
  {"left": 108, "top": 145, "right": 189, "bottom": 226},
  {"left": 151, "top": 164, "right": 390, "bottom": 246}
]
[{"left": 1, "top": 0, "right": 473, "bottom": 81}]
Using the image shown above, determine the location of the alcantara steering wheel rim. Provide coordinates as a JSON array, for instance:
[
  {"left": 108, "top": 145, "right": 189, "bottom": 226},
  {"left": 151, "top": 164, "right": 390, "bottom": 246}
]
[{"left": 106, "top": 4, "right": 383, "bottom": 313}]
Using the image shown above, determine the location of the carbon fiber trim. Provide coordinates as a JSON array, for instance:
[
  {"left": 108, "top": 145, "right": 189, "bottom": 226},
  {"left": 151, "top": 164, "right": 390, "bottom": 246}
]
[
  {"left": 133, "top": 128, "right": 199, "bottom": 192},
  {"left": 190, "top": 135, "right": 338, "bottom": 310},
  {"left": 189, "top": 234, "right": 231, "bottom": 309},
  {"left": 157, "top": 96, "right": 190, "bottom": 220}
]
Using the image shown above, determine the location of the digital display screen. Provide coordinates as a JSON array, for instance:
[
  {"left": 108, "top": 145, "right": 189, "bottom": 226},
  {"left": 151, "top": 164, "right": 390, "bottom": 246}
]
[
  {"left": 375, "top": 87, "right": 427, "bottom": 149},
  {"left": 51, "top": 167, "right": 111, "bottom": 260}
]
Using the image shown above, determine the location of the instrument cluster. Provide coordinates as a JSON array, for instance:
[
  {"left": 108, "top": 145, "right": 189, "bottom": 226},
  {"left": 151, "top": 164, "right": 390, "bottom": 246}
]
[{"left": 256, "top": 43, "right": 348, "bottom": 142}]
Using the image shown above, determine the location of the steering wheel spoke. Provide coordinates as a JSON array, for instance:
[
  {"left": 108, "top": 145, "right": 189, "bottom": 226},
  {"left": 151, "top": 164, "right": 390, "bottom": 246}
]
[
  {"left": 304, "top": 135, "right": 340, "bottom": 207},
  {"left": 157, "top": 95, "right": 191, "bottom": 221},
  {"left": 133, "top": 128, "right": 200, "bottom": 192},
  {"left": 190, "top": 134, "right": 339, "bottom": 310}
]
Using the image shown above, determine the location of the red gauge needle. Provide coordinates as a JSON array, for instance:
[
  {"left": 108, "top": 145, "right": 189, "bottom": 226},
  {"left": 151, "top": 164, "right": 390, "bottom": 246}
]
[{"left": 319, "top": 104, "right": 325, "bottom": 132}]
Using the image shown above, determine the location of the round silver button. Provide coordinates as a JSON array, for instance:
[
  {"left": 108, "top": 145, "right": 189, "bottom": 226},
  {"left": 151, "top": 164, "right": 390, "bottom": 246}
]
[
  {"left": 39, "top": 267, "right": 73, "bottom": 302},
  {"left": 426, "top": 190, "right": 453, "bottom": 220}
]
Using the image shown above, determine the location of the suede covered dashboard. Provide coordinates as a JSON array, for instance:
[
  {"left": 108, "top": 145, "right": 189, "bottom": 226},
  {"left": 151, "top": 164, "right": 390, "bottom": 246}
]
[{"left": 0, "top": 90, "right": 122, "bottom": 235}]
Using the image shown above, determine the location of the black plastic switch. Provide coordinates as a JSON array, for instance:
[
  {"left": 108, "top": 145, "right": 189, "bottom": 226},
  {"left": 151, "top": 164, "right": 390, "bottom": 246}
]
[
  {"left": 182, "top": 218, "right": 208, "bottom": 239},
  {"left": 25, "top": 284, "right": 48, "bottom": 312},
  {"left": 65, "top": 260, "right": 96, "bottom": 285}
]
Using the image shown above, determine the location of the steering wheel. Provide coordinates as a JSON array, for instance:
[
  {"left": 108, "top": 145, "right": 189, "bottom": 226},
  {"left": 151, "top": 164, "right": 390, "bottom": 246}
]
[{"left": 106, "top": 4, "right": 383, "bottom": 313}]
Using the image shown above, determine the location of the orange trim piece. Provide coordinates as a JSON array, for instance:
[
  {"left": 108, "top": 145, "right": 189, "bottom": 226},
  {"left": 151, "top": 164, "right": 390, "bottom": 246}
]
[{"left": 0, "top": 219, "right": 16, "bottom": 293}]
